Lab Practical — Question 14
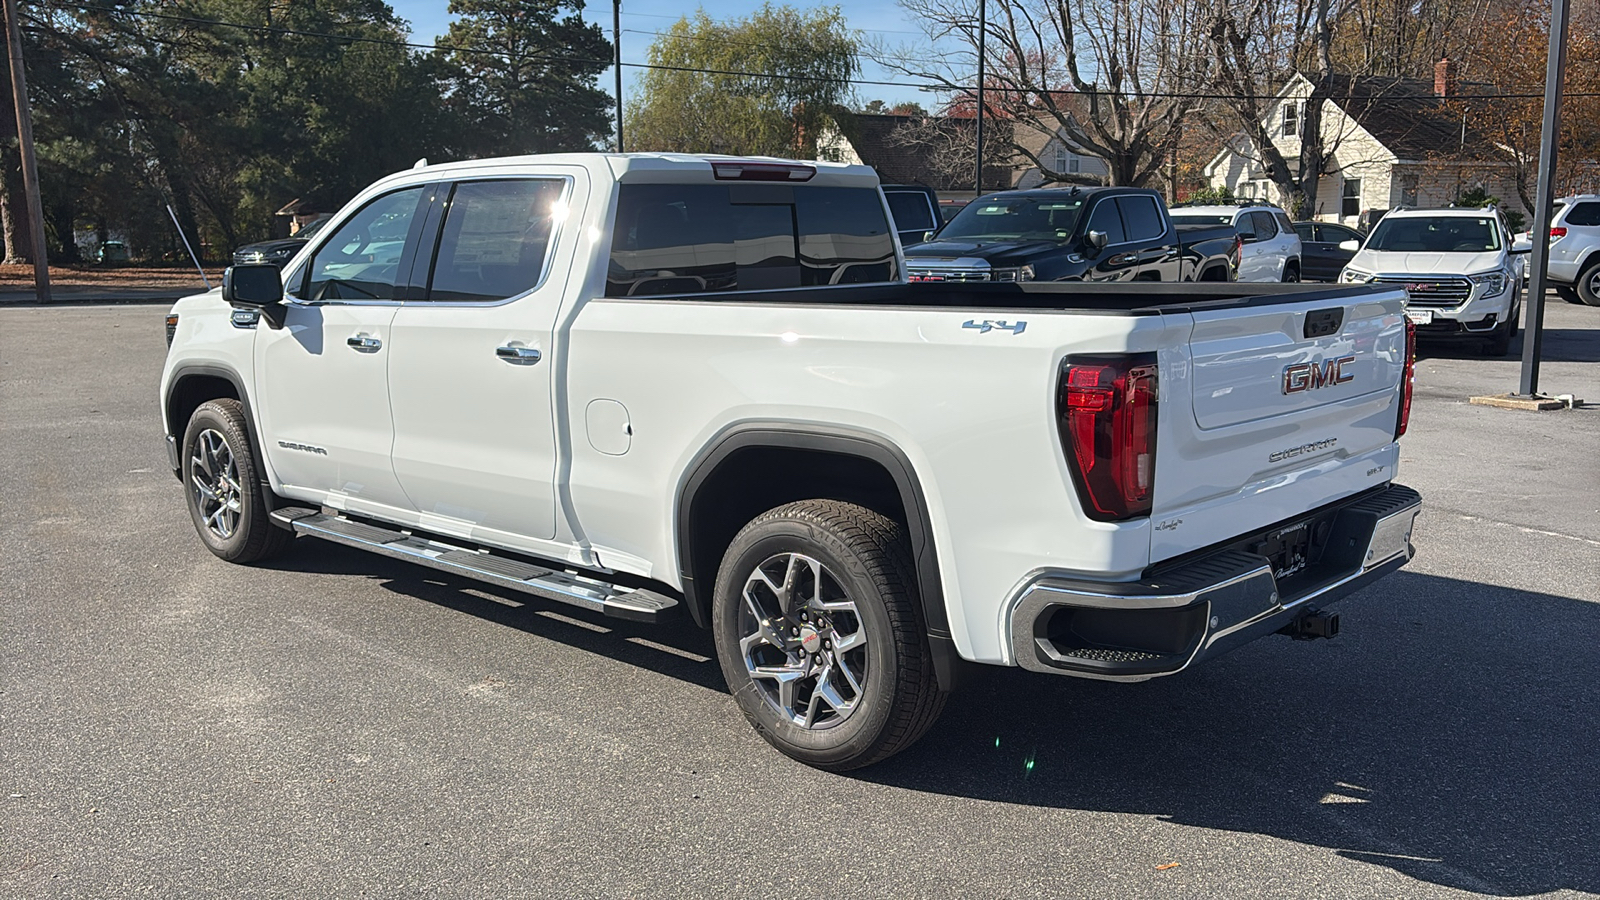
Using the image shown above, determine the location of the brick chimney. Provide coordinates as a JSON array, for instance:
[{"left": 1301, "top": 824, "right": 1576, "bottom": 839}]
[{"left": 1434, "top": 57, "right": 1458, "bottom": 98}]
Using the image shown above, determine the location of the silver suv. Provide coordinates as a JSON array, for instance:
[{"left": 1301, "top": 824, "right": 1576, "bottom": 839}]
[
  {"left": 1170, "top": 202, "right": 1303, "bottom": 283},
  {"left": 1545, "top": 195, "right": 1600, "bottom": 306}
]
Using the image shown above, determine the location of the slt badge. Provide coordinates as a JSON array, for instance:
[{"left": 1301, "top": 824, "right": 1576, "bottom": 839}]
[{"left": 963, "top": 319, "right": 1027, "bottom": 335}]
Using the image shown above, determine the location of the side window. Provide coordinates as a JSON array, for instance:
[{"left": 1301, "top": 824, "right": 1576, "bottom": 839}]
[
  {"left": 884, "top": 190, "right": 936, "bottom": 233},
  {"left": 303, "top": 187, "right": 427, "bottom": 301},
  {"left": 1566, "top": 202, "right": 1600, "bottom": 227},
  {"left": 1250, "top": 211, "right": 1280, "bottom": 240},
  {"left": 1293, "top": 222, "right": 1317, "bottom": 243},
  {"left": 1115, "top": 196, "right": 1164, "bottom": 241},
  {"left": 424, "top": 179, "right": 567, "bottom": 303},
  {"left": 605, "top": 184, "right": 896, "bottom": 296},
  {"left": 1275, "top": 211, "right": 1295, "bottom": 233},
  {"left": 1086, "top": 199, "right": 1126, "bottom": 245}
]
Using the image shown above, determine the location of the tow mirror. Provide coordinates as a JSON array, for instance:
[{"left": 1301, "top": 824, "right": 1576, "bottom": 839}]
[
  {"left": 222, "top": 263, "right": 286, "bottom": 329},
  {"left": 922, "top": 230, "right": 936, "bottom": 244},
  {"left": 1086, "top": 230, "right": 1108, "bottom": 252},
  {"left": 1338, "top": 239, "right": 1361, "bottom": 252}
]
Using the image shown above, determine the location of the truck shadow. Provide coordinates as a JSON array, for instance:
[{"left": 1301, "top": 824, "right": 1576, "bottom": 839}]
[
  {"left": 268, "top": 543, "right": 1596, "bottom": 896},
  {"left": 264, "top": 538, "right": 728, "bottom": 693},
  {"left": 863, "top": 570, "right": 1600, "bottom": 897}
]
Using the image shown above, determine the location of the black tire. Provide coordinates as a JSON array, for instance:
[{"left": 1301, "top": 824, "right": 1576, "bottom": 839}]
[
  {"left": 181, "top": 399, "right": 292, "bottom": 564},
  {"left": 1577, "top": 261, "right": 1600, "bottom": 307},
  {"left": 1282, "top": 263, "right": 1301, "bottom": 283},
  {"left": 711, "top": 500, "right": 946, "bottom": 771},
  {"left": 1555, "top": 285, "right": 1583, "bottom": 305},
  {"left": 1482, "top": 292, "right": 1521, "bottom": 357}
]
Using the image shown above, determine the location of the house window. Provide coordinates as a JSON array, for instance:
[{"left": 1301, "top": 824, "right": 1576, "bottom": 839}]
[
  {"left": 1342, "top": 178, "right": 1362, "bottom": 218},
  {"left": 1054, "top": 144, "right": 1082, "bottom": 175},
  {"left": 1399, "top": 174, "right": 1419, "bottom": 207},
  {"left": 1282, "top": 102, "right": 1299, "bottom": 138}
]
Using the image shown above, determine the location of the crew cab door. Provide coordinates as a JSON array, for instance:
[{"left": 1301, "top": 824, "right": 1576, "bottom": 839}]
[
  {"left": 1080, "top": 196, "right": 1144, "bottom": 281},
  {"left": 385, "top": 172, "right": 583, "bottom": 544},
  {"left": 253, "top": 184, "right": 435, "bottom": 516},
  {"left": 1114, "top": 194, "right": 1181, "bottom": 280}
]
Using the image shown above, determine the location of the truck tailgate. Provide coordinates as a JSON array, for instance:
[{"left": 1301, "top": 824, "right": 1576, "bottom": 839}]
[{"left": 1150, "top": 287, "right": 1410, "bottom": 563}]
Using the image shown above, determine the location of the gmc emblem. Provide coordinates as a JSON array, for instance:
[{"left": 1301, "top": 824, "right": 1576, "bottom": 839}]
[
  {"left": 1405, "top": 282, "right": 1436, "bottom": 292},
  {"left": 1283, "top": 356, "right": 1356, "bottom": 393}
]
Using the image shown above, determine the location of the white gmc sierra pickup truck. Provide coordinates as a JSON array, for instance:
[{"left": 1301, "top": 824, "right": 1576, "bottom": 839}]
[{"left": 161, "top": 153, "right": 1422, "bottom": 770}]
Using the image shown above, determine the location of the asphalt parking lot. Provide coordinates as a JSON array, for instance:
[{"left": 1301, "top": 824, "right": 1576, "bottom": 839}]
[{"left": 3, "top": 298, "right": 1598, "bottom": 899}]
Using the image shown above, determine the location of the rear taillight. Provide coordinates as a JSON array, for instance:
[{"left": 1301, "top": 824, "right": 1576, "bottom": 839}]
[
  {"left": 1396, "top": 318, "right": 1416, "bottom": 438},
  {"left": 1058, "top": 355, "right": 1158, "bottom": 521},
  {"left": 165, "top": 314, "right": 179, "bottom": 348},
  {"left": 1550, "top": 226, "right": 1568, "bottom": 239}
]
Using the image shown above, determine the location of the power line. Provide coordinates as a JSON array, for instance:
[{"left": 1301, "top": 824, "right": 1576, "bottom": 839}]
[{"left": 36, "top": 1, "right": 1600, "bottom": 100}]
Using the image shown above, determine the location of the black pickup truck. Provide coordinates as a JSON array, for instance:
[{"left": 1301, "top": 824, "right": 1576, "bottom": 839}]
[{"left": 903, "top": 187, "right": 1237, "bottom": 283}]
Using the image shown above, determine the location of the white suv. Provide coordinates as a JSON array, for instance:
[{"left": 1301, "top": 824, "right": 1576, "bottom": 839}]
[
  {"left": 1339, "top": 206, "right": 1530, "bottom": 355},
  {"left": 1545, "top": 195, "right": 1600, "bottom": 306},
  {"left": 1170, "top": 202, "right": 1303, "bottom": 282}
]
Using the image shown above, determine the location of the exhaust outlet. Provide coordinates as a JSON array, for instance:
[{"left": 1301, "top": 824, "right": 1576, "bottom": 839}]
[{"left": 1280, "top": 608, "right": 1340, "bottom": 641}]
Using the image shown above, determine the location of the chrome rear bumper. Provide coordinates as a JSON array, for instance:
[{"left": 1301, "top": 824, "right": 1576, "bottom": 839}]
[{"left": 1006, "top": 483, "right": 1422, "bottom": 681}]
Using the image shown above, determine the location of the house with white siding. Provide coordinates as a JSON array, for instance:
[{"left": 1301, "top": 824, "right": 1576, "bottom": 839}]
[{"left": 1204, "top": 62, "right": 1526, "bottom": 227}]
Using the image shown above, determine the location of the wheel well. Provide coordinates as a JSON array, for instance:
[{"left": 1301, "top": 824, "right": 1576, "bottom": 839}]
[
  {"left": 683, "top": 446, "right": 907, "bottom": 628},
  {"left": 166, "top": 374, "right": 239, "bottom": 439},
  {"left": 1198, "top": 263, "right": 1229, "bottom": 282}
]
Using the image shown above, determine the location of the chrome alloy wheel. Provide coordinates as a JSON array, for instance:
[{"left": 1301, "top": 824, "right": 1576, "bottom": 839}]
[
  {"left": 738, "top": 552, "right": 868, "bottom": 729},
  {"left": 1589, "top": 268, "right": 1600, "bottom": 297},
  {"left": 190, "top": 428, "right": 243, "bottom": 540}
]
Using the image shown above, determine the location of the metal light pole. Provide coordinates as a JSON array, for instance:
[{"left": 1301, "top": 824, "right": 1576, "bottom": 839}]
[
  {"left": 1518, "top": 0, "right": 1571, "bottom": 396},
  {"left": 3, "top": 0, "right": 50, "bottom": 303},
  {"left": 613, "top": 0, "right": 624, "bottom": 153},
  {"left": 973, "top": 0, "right": 985, "bottom": 198}
]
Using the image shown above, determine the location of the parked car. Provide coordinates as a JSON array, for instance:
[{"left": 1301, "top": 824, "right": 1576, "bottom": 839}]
[
  {"left": 1338, "top": 205, "right": 1531, "bottom": 355},
  {"left": 97, "top": 240, "right": 130, "bottom": 265},
  {"left": 1292, "top": 220, "right": 1365, "bottom": 282},
  {"left": 904, "top": 187, "right": 1237, "bottom": 283},
  {"left": 938, "top": 199, "right": 968, "bottom": 222},
  {"left": 164, "top": 153, "right": 1420, "bottom": 770},
  {"left": 1170, "top": 202, "right": 1303, "bottom": 282},
  {"left": 1541, "top": 194, "right": 1600, "bottom": 306},
  {"left": 231, "top": 216, "right": 331, "bottom": 268},
  {"left": 881, "top": 184, "right": 941, "bottom": 247}
]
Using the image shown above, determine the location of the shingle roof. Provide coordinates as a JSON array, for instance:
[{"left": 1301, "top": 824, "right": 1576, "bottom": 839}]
[
  {"left": 1324, "top": 75, "right": 1495, "bottom": 159},
  {"left": 832, "top": 113, "right": 1015, "bottom": 192}
]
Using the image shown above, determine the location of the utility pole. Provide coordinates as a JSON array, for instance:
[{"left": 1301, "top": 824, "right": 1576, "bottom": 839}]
[
  {"left": 973, "top": 0, "right": 985, "bottom": 198},
  {"left": 1518, "top": 0, "right": 1571, "bottom": 397},
  {"left": 3, "top": 0, "right": 49, "bottom": 303},
  {"left": 613, "top": 0, "right": 624, "bottom": 153}
]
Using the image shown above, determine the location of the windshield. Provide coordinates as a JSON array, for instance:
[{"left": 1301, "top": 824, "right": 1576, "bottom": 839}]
[
  {"left": 1171, "top": 214, "right": 1233, "bottom": 227},
  {"left": 1365, "top": 216, "right": 1502, "bottom": 253},
  {"left": 936, "top": 196, "right": 1085, "bottom": 242},
  {"left": 295, "top": 217, "right": 330, "bottom": 240}
]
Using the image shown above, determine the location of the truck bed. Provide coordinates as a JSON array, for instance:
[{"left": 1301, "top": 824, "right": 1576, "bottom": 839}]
[{"left": 610, "top": 281, "right": 1394, "bottom": 314}]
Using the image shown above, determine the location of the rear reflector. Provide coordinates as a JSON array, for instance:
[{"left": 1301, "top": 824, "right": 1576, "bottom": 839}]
[
  {"left": 1396, "top": 318, "right": 1416, "bottom": 438},
  {"left": 711, "top": 161, "right": 816, "bottom": 182},
  {"left": 1058, "top": 355, "right": 1158, "bottom": 521}
]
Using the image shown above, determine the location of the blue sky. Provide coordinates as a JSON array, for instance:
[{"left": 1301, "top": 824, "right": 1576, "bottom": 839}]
[{"left": 387, "top": 0, "right": 943, "bottom": 108}]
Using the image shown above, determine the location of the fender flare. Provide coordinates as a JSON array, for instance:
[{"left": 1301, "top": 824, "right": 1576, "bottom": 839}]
[
  {"left": 675, "top": 423, "right": 962, "bottom": 690},
  {"left": 164, "top": 363, "right": 271, "bottom": 494}
]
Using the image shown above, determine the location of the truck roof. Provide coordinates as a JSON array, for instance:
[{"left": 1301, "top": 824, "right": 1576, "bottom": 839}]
[{"left": 367, "top": 152, "right": 881, "bottom": 191}]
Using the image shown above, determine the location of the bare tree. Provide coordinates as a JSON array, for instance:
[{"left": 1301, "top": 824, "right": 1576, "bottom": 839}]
[
  {"left": 883, "top": 113, "right": 1016, "bottom": 189},
  {"left": 878, "top": 0, "right": 1212, "bottom": 187}
]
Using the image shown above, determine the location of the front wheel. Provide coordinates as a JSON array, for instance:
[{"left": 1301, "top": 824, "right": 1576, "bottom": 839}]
[
  {"left": 182, "top": 399, "right": 292, "bottom": 563},
  {"left": 712, "top": 500, "right": 947, "bottom": 771}
]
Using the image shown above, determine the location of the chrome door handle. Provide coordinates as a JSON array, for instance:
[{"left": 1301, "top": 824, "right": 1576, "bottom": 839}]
[
  {"left": 496, "top": 345, "right": 541, "bottom": 364},
  {"left": 347, "top": 334, "right": 382, "bottom": 351}
]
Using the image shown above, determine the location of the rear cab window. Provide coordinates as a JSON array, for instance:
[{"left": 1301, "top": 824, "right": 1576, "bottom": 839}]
[{"left": 606, "top": 183, "right": 898, "bottom": 297}]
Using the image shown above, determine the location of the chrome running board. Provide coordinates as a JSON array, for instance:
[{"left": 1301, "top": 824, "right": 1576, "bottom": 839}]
[{"left": 269, "top": 507, "right": 678, "bottom": 624}]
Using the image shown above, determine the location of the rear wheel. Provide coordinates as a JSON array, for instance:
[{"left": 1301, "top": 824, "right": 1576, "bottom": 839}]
[
  {"left": 1282, "top": 262, "right": 1301, "bottom": 283},
  {"left": 1578, "top": 261, "right": 1600, "bottom": 307},
  {"left": 182, "top": 399, "right": 292, "bottom": 563},
  {"left": 712, "top": 500, "right": 946, "bottom": 771}
]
